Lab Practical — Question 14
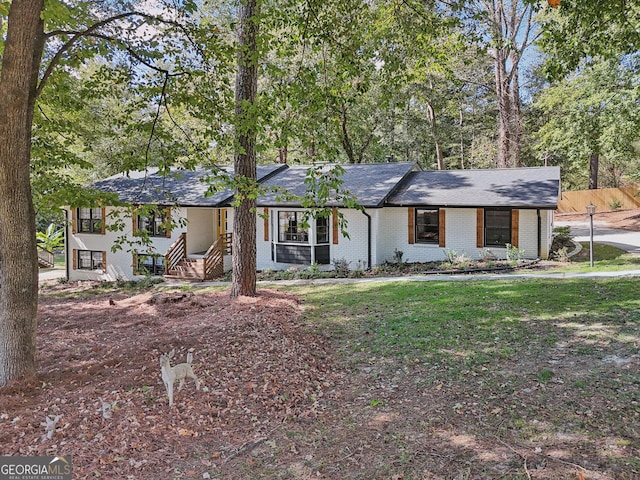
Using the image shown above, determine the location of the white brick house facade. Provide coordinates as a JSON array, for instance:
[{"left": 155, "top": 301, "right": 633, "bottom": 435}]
[{"left": 65, "top": 163, "right": 560, "bottom": 281}]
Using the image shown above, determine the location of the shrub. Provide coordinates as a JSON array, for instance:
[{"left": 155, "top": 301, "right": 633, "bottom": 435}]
[
  {"left": 480, "top": 249, "right": 497, "bottom": 261},
  {"left": 350, "top": 260, "right": 366, "bottom": 278},
  {"left": 554, "top": 246, "right": 570, "bottom": 262},
  {"left": 505, "top": 243, "right": 525, "bottom": 264},
  {"left": 443, "top": 249, "right": 458, "bottom": 263},
  {"left": 441, "top": 249, "right": 472, "bottom": 270},
  {"left": 298, "top": 263, "right": 322, "bottom": 279},
  {"left": 609, "top": 198, "right": 622, "bottom": 210},
  {"left": 553, "top": 226, "right": 572, "bottom": 243},
  {"left": 392, "top": 248, "right": 405, "bottom": 265},
  {"left": 332, "top": 257, "right": 350, "bottom": 277}
]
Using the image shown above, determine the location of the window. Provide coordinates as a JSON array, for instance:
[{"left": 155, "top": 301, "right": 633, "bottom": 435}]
[
  {"left": 77, "top": 250, "right": 104, "bottom": 270},
  {"left": 136, "top": 254, "right": 165, "bottom": 276},
  {"left": 137, "top": 208, "right": 168, "bottom": 237},
  {"left": 316, "top": 216, "right": 329, "bottom": 244},
  {"left": 415, "top": 209, "right": 439, "bottom": 244},
  {"left": 485, "top": 209, "right": 511, "bottom": 246},
  {"left": 77, "top": 208, "right": 103, "bottom": 234},
  {"left": 278, "top": 211, "right": 309, "bottom": 243}
]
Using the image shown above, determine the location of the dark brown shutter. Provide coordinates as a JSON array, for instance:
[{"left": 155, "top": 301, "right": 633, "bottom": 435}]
[
  {"left": 132, "top": 253, "right": 139, "bottom": 275},
  {"left": 332, "top": 208, "right": 339, "bottom": 245},
  {"left": 511, "top": 209, "right": 519, "bottom": 248},
  {"left": 132, "top": 206, "right": 138, "bottom": 234},
  {"left": 438, "top": 209, "right": 446, "bottom": 247},
  {"left": 100, "top": 208, "right": 106, "bottom": 235},
  {"left": 408, "top": 208, "right": 415, "bottom": 244},
  {"left": 102, "top": 251, "right": 107, "bottom": 271},
  {"left": 264, "top": 208, "right": 269, "bottom": 241},
  {"left": 72, "top": 209, "right": 77, "bottom": 234},
  {"left": 72, "top": 249, "right": 77, "bottom": 270},
  {"left": 476, "top": 208, "right": 484, "bottom": 248}
]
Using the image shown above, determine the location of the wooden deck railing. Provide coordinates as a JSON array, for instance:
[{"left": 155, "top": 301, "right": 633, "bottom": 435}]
[
  {"left": 37, "top": 248, "right": 55, "bottom": 268},
  {"left": 164, "top": 232, "right": 232, "bottom": 280},
  {"left": 203, "top": 238, "right": 223, "bottom": 279},
  {"left": 221, "top": 232, "right": 233, "bottom": 255},
  {"left": 165, "top": 232, "right": 187, "bottom": 272}
]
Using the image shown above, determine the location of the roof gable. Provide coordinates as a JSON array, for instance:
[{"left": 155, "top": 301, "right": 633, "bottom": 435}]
[
  {"left": 91, "top": 165, "right": 287, "bottom": 206},
  {"left": 257, "top": 162, "right": 417, "bottom": 208}
]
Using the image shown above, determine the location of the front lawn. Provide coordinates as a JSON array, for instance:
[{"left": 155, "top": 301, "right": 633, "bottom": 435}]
[
  {"left": 6, "top": 277, "right": 639, "bottom": 479},
  {"left": 285, "top": 277, "right": 640, "bottom": 479}
]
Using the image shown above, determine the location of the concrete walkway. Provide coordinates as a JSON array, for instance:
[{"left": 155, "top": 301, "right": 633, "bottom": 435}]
[{"left": 38, "top": 268, "right": 66, "bottom": 283}]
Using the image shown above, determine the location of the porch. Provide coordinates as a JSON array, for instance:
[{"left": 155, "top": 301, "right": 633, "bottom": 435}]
[{"left": 164, "top": 232, "right": 233, "bottom": 281}]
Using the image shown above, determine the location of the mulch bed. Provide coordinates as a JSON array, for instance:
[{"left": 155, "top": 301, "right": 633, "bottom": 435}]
[{"left": 0, "top": 288, "right": 340, "bottom": 479}]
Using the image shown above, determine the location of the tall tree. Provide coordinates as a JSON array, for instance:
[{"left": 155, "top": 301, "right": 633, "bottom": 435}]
[
  {"left": 538, "top": 0, "right": 640, "bottom": 80},
  {"left": 0, "top": 0, "right": 45, "bottom": 386},
  {"left": 451, "top": 0, "right": 540, "bottom": 168},
  {"left": 0, "top": 0, "right": 213, "bottom": 386},
  {"left": 533, "top": 59, "right": 640, "bottom": 190},
  {"left": 231, "top": 0, "right": 260, "bottom": 297}
]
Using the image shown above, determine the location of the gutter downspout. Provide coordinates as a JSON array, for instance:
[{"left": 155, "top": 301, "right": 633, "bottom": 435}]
[
  {"left": 362, "top": 210, "right": 372, "bottom": 269},
  {"left": 65, "top": 208, "right": 70, "bottom": 280},
  {"left": 537, "top": 209, "right": 542, "bottom": 259}
]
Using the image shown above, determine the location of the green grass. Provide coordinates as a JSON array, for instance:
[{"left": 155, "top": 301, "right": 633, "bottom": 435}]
[
  {"left": 281, "top": 276, "right": 640, "bottom": 476},
  {"left": 557, "top": 242, "right": 640, "bottom": 272},
  {"left": 293, "top": 277, "right": 640, "bottom": 373}
]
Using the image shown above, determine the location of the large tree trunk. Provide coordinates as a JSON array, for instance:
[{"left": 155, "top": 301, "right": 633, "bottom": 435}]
[
  {"left": 509, "top": 52, "right": 523, "bottom": 166},
  {"left": 589, "top": 152, "right": 599, "bottom": 189},
  {"left": 230, "top": 0, "right": 260, "bottom": 298},
  {"left": 494, "top": 49, "right": 511, "bottom": 169},
  {"left": 425, "top": 100, "right": 444, "bottom": 170},
  {"left": 485, "top": 0, "right": 530, "bottom": 169},
  {"left": 0, "top": 0, "right": 45, "bottom": 386}
]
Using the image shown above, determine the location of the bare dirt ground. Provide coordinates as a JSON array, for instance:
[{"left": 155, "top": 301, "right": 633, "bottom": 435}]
[
  {"left": 1, "top": 209, "right": 638, "bottom": 479},
  {"left": 556, "top": 208, "right": 640, "bottom": 231}
]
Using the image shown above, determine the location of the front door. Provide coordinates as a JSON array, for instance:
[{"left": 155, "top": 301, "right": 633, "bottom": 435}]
[{"left": 217, "top": 208, "right": 228, "bottom": 238}]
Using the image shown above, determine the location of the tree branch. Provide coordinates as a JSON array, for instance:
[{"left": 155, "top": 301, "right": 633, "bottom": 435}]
[{"left": 38, "top": 11, "right": 190, "bottom": 97}]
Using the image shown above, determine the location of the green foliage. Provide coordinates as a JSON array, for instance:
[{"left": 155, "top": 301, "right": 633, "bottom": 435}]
[
  {"left": 36, "top": 224, "right": 65, "bottom": 252},
  {"left": 609, "top": 198, "right": 622, "bottom": 210},
  {"left": 505, "top": 243, "right": 525, "bottom": 264},
  {"left": 392, "top": 248, "right": 405, "bottom": 265},
  {"left": 28, "top": 0, "right": 236, "bottom": 215},
  {"left": 533, "top": 59, "right": 640, "bottom": 189},
  {"left": 538, "top": 0, "right": 640, "bottom": 80}
]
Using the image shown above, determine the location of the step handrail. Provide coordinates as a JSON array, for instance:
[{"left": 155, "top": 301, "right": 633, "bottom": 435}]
[
  {"left": 165, "top": 232, "right": 187, "bottom": 272},
  {"left": 203, "top": 237, "right": 223, "bottom": 279}
]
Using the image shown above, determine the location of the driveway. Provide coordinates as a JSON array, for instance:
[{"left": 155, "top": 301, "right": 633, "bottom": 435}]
[{"left": 555, "top": 218, "right": 640, "bottom": 256}]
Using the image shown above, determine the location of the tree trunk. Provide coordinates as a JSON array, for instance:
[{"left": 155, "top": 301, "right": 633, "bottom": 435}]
[
  {"left": 589, "top": 152, "right": 599, "bottom": 190},
  {"left": 509, "top": 51, "right": 523, "bottom": 166},
  {"left": 494, "top": 49, "right": 511, "bottom": 169},
  {"left": 425, "top": 100, "right": 444, "bottom": 170},
  {"left": 339, "top": 102, "right": 357, "bottom": 163},
  {"left": 0, "top": 0, "right": 45, "bottom": 386},
  {"left": 231, "top": 0, "right": 260, "bottom": 298},
  {"left": 485, "top": 0, "right": 530, "bottom": 169}
]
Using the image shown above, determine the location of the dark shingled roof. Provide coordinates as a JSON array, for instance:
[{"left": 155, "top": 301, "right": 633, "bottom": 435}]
[
  {"left": 257, "top": 162, "right": 417, "bottom": 208},
  {"left": 386, "top": 166, "right": 561, "bottom": 209},
  {"left": 91, "top": 164, "right": 560, "bottom": 210},
  {"left": 91, "top": 165, "right": 287, "bottom": 206}
]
